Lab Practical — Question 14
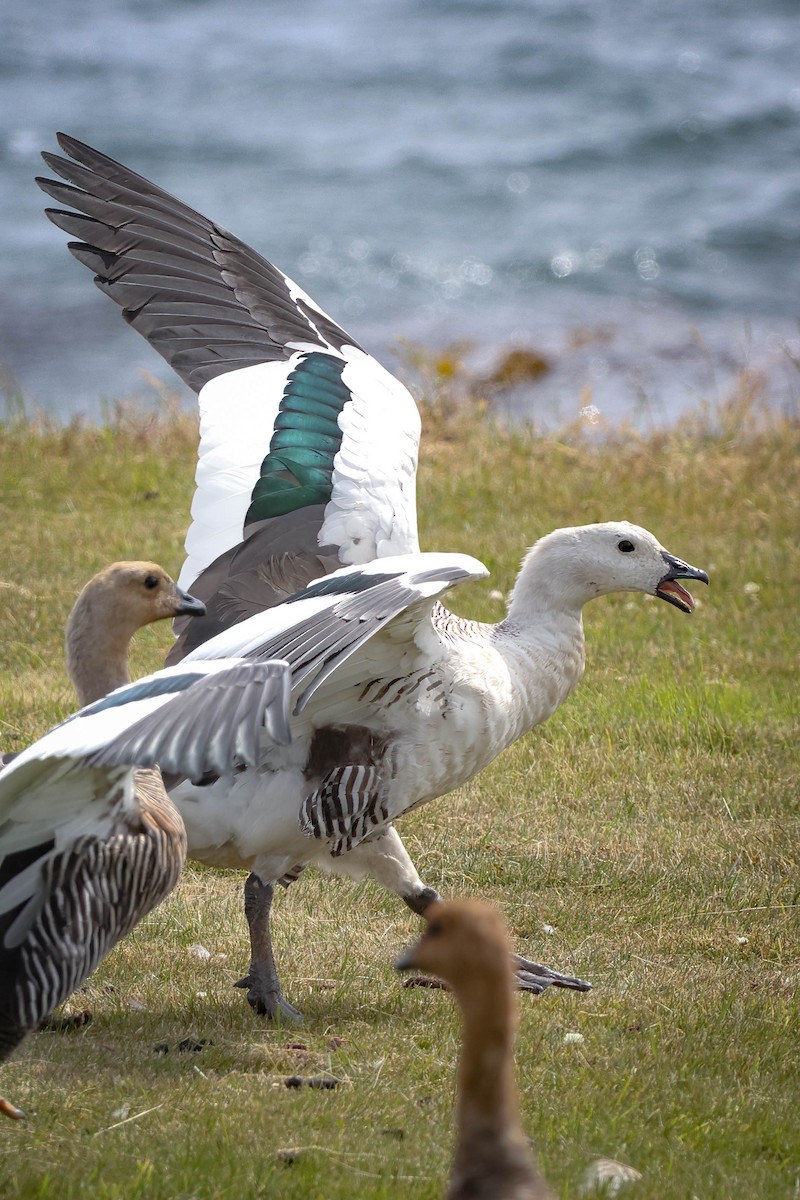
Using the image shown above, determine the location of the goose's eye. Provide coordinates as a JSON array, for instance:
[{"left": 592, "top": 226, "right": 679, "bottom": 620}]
[
  {"left": 618, "top": 540, "right": 635, "bottom": 553},
  {"left": 144, "top": 574, "right": 159, "bottom": 590}
]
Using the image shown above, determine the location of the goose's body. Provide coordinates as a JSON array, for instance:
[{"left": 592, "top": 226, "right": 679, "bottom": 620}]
[
  {"left": 397, "top": 900, "right": 555, "bottom": 1200},
  {"left": 0, "top": 654, "right": 291, "bottom": 1118},
  {"left": 38, "top": 137, "right": 709, "bottom": 1018},
  {"left": 171, "top": 546, "right": 584, "bottom": 882}
]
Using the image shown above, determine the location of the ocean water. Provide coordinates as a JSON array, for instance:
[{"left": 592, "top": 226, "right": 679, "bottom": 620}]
[{"left": 0, "top": 0, "right": 798, "bottom": 425}]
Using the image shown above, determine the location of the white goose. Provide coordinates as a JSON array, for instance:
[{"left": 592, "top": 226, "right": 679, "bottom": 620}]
[
  {"left": 0, "top": 654, "right": 291, "bottom": 1118},
  {"left": 37, "top": 135, "right": 709, "bottom": 1019}
]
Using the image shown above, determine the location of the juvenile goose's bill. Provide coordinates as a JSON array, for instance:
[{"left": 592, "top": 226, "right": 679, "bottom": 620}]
[{"left": 656, "top": 552, "right": 710, "bottom": 613}]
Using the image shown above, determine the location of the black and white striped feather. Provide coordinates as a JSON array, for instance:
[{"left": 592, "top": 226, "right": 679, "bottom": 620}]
[
  {"left": 182, "top": 553, "right": 488, "bottom": 714},
  {"left": 0, "top": 657, "right": 292, "bottom": 1071}
]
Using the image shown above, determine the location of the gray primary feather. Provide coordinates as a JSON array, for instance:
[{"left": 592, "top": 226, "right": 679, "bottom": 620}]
[{"left": 37, "top": 134, "right": 363, "bottom": 393}]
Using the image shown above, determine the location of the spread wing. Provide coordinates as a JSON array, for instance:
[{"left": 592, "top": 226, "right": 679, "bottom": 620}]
[
  {"left": 183, "top": 553, "right": 489, "bottom": 714},
  {"left": 0, "top": 659, "right": 291, "bottom": 945},
  {"left": 37, "top": 135, "right": 422, "bottom": 660}
]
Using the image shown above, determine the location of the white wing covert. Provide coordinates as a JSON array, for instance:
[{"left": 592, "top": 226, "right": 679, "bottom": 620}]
[
  {"left": 183, "top": 552, "right": 489, "bottom": 714},
  {"left": 0, "top": 660, "right": 291, "bottom": 944}
]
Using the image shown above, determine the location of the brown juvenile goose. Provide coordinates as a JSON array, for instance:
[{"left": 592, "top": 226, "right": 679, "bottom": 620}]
[
  {"left": 0, "top": 561, "right": 208, "bottom": 1116},
  {"left": 397, "top": 900, "right": 556, "bottom": 1200}
]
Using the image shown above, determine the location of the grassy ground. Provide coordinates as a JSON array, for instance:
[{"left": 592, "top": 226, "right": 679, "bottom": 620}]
[{"left": 0, "top": 378, "right": 798, "bottom": 1198}]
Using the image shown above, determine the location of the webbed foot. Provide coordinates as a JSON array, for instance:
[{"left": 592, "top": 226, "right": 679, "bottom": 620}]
[
  {"left": 234, "top": 969, "right": 303, "bottom": 1022},
  {"left": 514, "top": 953, "right": 592, "bottom": 994}
]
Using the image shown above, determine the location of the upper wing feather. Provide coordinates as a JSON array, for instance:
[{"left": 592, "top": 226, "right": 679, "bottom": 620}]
[
  {"left": 39, "top": 135, "right": 423, "bottom": 655},
  {"left": 0, "top": 660, "right": 292, "bottom": 935},
  {"left": 37, "top": 134, "right": 357, "bottom": 388},
  {"left": 182, "top": 553, "right": 489, "bottom": 713}
]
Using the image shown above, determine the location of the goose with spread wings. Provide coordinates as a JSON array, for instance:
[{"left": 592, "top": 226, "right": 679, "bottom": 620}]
[
  {"left": 37, "top": 136, "right": 708, "bottom": 1020},
  {"left": 0, "top": 656, "right": 291, "bottom": 1117}
]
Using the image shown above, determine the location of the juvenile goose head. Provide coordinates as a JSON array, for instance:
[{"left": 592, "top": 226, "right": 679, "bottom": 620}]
[
  {"left": 65, "top": 562, "right": 205, "bottom": 705},
  {"left": 508, "top": 521, "right": 708, "bottom": 619},
  {"left": 397, "top": 900, "right": 555, "bottom": 1200}
]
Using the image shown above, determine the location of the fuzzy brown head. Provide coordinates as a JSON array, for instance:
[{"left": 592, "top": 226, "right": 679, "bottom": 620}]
[
  {"left": 78, "top": 561, "right": 206, "bottom": 629},
  {"left": 65, "top": 561, "right": 206, "bottom": 706},
  {"left": 395, "top": 899, "right": 514, "bottom": 994}
]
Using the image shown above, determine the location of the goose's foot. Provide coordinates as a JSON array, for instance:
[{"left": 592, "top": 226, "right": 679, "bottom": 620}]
[
  {"left": 0, "top": 1096, "right": 25, "bottom": 1120},
  {"left": 234, "top": 968, "right": 303, "bottom": 1022},
  {"left": 236, "top": 872, "right": 302, "bottom": 1022},
  {"left": 403, "top": 954, "right": 591, "bottom": 996},
  {"left": 38, "top": 1009, "right": 93, "bottom": 1033},
  {"left": 514, "top": 953, "right": 592, "bottom": 994}
]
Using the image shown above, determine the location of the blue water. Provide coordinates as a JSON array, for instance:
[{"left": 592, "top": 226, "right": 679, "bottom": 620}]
[{"left": 1, "top": 0, "right": 798, "bottom": 425}]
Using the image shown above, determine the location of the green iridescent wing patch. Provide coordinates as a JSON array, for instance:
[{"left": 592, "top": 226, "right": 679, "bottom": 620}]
[{"left": 245, "top": 353, "right": 350, "bottom": 526}]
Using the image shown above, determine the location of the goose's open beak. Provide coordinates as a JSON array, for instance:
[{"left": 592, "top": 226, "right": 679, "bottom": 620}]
[
  {"left": 656, "top": 552, "right": 709, "bottom": 613},
  {"left": 176, "top": 588, "right": 206, "bottom": 617}
]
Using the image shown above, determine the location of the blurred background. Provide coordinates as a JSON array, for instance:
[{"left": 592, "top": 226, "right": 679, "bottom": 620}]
[{"left": 1, "top": 0, "right": 798, "bottom": 425}]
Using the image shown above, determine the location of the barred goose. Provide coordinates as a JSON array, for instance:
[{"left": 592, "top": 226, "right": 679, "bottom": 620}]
[
  {"left": 397, "top": 900, "right": 555, "bottom": 1200},
  {"left": 37, "top": 136, "right": 709, "bottom": 1020},
  {"left": 0, "top": 655, "right": 291, "bottom": 1119}
]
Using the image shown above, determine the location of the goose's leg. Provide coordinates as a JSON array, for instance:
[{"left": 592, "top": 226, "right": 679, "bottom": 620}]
[
  {"left": 234, "top": 873, "right": 303, "bottom": 1022},
  {"left": 334, "top": 828, "right": 592, "bottom": 994}
]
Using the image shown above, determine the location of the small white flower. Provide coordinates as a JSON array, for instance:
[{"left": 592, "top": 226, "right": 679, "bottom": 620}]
[
  {"left": 737, "top": 936, "right": 749, "bottom": 945},
  {"left": 188, "top": 943, "right": 211, "bottom": 961},
  {"left": 743, "top": 581, "right": 760, "bottom": 595},
  {"left": 542, "top": 923, "right": 556, "bottom": 935},
  {"left": 563, "top": 1031, "right": 584, "bottom": 1045}
]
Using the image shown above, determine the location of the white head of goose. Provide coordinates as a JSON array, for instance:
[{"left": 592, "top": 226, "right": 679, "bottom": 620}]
[
  {"left": 37, "top": 136, "right": 709, "bottom": 1022},
  {"left": 397, "top": 899, "right": 555, "bottom": 1200}
]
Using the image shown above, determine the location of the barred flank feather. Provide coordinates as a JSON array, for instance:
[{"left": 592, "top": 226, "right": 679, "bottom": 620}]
[
  {"left": 300, "top": 763, "right": 387, "bottom": 856},
  {"left": 0, "top": 774, "right": 186, "bottom": 1064}
]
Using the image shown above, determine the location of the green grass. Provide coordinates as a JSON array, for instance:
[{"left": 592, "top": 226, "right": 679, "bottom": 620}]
[{"left": 0, "top": 382, "right": 798, "bottom": 1198}]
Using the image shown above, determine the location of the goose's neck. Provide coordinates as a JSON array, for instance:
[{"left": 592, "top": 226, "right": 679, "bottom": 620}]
[
  {"left": 65, "top": 593, "right": 136, "bottom": 706},
  {"left": 450, "top": 977, "right": 537, "bottom": 1193},
  {"left": 506, "top": 543, "right": 589, "bottom": 623}
]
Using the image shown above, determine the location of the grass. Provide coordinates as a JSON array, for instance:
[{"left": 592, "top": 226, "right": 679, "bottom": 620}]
[{"left": 0, "top": 375, "right": 798, "bottom": 1198}]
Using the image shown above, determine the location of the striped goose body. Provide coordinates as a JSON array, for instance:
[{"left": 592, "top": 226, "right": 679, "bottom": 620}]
[
  {"left": 38, "top": 136, "right": 709, "bottom": 1019},
  {"left": 0, "top": 769, "right": 185, "bottom": 1072},
  {"left": 0, "top": 656, "right": 291, "bottom": 1118}
]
